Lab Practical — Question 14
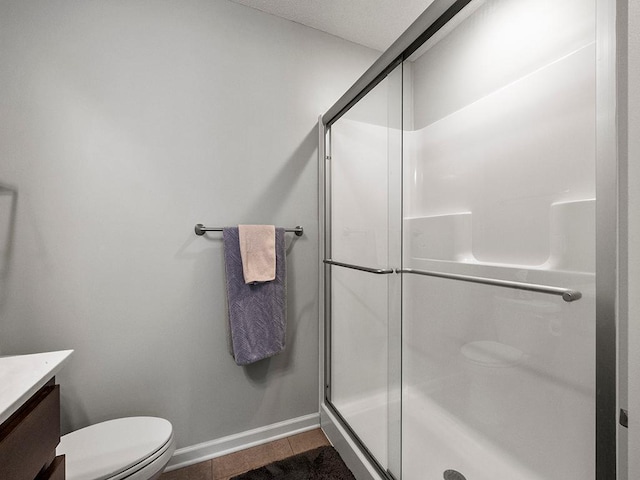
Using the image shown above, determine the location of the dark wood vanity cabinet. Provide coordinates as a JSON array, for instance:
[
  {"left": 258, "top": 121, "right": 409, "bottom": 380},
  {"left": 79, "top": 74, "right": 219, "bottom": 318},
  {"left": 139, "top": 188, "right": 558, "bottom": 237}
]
[{"left": 0, "top": 378, "right": 65, "bottom": 480}]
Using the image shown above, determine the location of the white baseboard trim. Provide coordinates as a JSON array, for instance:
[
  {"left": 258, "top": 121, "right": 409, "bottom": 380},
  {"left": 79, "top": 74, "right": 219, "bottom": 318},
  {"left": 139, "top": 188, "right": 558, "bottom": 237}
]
[{"left": 165, "top": 413, "right": 321, "bottom": 471}]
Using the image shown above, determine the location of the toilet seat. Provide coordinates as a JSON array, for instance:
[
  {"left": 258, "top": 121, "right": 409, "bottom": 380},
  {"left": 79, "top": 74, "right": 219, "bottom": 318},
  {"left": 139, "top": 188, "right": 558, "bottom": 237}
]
[{"left": 57, "top": 417, "right": 175, "bottom": 480}]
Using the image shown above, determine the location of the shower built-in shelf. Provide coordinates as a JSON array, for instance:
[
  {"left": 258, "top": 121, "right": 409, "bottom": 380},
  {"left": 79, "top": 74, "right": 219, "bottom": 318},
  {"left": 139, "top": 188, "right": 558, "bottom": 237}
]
[{"left": 405, "top": 199, "right": 595, "bottom": 274}]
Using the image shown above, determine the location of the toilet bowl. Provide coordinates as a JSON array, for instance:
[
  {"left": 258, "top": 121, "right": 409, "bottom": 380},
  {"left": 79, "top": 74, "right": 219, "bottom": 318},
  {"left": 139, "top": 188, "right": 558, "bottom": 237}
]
[
  {"left": 461, "top": 340, "right": 524, "bottom": 426},
  {"left": 57, "top": 417, "right": 176, "bottom": 480}
]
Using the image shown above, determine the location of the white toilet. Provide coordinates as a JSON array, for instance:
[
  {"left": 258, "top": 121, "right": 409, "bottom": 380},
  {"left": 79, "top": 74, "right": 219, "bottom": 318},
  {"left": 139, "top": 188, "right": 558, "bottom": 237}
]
[{"left": 57, "top": 417, "right": 176, "bottom": 480}]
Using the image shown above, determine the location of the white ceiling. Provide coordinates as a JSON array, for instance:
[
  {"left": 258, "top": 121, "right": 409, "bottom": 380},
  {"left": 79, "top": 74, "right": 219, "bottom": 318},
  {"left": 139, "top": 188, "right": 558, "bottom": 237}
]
[{"left": 227, "top": 0, "right": 436, "bottom": 52}]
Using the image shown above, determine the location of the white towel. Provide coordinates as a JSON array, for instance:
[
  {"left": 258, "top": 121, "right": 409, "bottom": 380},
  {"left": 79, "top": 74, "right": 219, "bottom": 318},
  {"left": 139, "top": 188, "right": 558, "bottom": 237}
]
[{"left": 238, "top": 225, "right": 276, "bottom": 284}]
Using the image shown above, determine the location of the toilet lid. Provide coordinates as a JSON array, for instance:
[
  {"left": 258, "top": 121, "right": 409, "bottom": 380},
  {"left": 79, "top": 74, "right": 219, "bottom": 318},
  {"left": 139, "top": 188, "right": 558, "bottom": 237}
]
[{"left": 57, "top": 417, "right": 173, "bottom": 480}]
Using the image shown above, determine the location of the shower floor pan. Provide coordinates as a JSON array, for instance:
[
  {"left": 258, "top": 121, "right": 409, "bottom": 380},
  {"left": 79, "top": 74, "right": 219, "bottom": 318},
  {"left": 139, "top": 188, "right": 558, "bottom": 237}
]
[
  {"left": 402, "top": 374, "right": 593, "bottom": 480},
  {"left": 335, "top": 374, "right": 593, "bottom": 480}
]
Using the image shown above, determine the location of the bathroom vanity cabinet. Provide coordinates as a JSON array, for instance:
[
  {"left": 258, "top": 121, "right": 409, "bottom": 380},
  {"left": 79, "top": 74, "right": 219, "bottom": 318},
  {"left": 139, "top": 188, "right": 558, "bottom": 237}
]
[
  {"left": 0, "top": 350, "right": 73, "bottom": 480},
  {"left": 0, "top": 378, "right": 65, "bottom": 480}
]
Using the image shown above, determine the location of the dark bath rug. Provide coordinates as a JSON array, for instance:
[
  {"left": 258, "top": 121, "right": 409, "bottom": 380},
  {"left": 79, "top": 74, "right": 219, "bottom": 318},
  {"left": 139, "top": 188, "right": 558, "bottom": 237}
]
[{"left": 230, "top": 446, "right": 356, "bottom": 480}]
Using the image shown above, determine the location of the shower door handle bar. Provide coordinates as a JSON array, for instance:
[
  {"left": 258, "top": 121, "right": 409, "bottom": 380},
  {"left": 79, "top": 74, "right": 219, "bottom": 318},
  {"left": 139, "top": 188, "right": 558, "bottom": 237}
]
[
  {"left": 323, "top": 259, "right": 394, "bottom": 275},
  {"left": 398, "top": 268, "right": 582, "bottom": 302}
]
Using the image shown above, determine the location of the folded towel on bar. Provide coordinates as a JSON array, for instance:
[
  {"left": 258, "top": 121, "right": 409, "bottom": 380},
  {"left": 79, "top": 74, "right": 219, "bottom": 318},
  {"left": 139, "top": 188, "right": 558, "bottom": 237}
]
[
  {"left": 223, "top": 227, "right": 286, "bottom": 365},
  {"left": 238, "top": 225, "right": 276, "bottom": 284}
]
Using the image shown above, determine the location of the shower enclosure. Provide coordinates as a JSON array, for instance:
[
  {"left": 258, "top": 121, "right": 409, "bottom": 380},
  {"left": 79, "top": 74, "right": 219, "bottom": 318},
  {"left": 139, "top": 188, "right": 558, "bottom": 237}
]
[{"left": 319, "top": 1, "right": 617, "bottom": 479}]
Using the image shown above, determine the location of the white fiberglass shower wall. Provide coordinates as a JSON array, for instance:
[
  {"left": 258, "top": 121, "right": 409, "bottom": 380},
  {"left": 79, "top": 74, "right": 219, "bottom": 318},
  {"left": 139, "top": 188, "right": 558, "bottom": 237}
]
[
  {"left": 402, "top": 0, "right": 596, "bottom": 479},
  {"left": 322, "top": 0, "right": 611, "bottom": 479}
]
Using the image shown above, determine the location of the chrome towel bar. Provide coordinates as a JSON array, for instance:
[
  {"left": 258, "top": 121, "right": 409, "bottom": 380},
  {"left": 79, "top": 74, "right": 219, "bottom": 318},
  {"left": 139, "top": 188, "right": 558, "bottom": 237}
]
[
  {"left": 398, "top": 268, "right": 582, "bottom": 302},
  {"left": 323, "top": 259, "right": 394, "bottom": 275},
  {"left": 195, "top": 224, "right": 303, "bottom": 237}
]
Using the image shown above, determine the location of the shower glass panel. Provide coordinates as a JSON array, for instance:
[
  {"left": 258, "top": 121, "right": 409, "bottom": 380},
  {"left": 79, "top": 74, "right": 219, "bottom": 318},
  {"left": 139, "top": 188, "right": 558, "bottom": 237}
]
[
  {"left": 327, "top": 65, "right": 402, "bottom": 475},
  {"left": 402, "top": 0, "right": 596, "bottom": 479}
]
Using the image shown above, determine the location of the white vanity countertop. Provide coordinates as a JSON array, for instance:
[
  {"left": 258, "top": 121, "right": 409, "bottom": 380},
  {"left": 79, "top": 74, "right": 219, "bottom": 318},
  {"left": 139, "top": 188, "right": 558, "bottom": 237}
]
[{"left": 0, "top": 350, "right": 73, "bottom": 425}]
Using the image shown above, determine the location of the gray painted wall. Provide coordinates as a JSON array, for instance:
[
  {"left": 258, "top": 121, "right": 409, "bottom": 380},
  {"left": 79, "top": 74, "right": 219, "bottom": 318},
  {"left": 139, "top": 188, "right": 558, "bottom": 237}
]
[{"left": 0, "top": 0, "right": 378, "bottom": 449}]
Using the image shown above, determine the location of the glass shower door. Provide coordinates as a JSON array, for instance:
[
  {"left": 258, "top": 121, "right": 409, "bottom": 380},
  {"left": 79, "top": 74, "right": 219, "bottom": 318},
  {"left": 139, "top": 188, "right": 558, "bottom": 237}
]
[
  {"left": 401, "top": 1, "right": 596, "bottom": 479},
  {"left": 325, "top": 65, "right": 402, "bottom": 477}
]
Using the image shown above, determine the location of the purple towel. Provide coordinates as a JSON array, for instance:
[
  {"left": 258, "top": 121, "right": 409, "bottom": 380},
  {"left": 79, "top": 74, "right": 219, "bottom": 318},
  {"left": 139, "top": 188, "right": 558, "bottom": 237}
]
[{"left": 223, "top": 227, "right": 286, "bottom": 365}]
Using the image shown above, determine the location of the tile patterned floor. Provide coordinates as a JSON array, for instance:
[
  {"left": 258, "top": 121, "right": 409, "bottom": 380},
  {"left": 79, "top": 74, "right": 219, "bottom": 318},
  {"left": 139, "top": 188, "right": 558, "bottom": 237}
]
[{"left": 160, "top": 428, "right": 331, "bottom": 480}]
